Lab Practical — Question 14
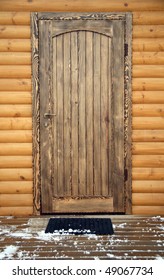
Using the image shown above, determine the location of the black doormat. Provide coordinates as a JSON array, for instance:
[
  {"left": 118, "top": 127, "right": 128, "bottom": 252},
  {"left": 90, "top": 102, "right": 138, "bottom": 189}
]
[{"left": 45, "top": 218, "right": 114, "bottom": 235}]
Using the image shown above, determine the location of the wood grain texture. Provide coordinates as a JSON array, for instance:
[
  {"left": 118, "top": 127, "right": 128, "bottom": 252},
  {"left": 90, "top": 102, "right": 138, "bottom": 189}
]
[
  {"left": 133, "top": 52, "right": 164, "bottom": 65},
  {"left": 0, "top": 79, "right": 31, "bottom": 91},
  {"left": 0, "top": 118, "right": 32, "bottom": 130},
  {"left": 0, "top": 25, "right": 30, "bottom": 39},
  {"left": 0, "top": 39, "right": 31, "bottom": 52},
  {"left": 0, "top": 105, "right": 32, "bottom": 117},
  {"left": 0, "top": 65, "right": 31, "bottom": 78},
  {"left": 0, "top": 92, "right": 32, "bottom": 104},
  {"left": 0, "top": 0, "right": 164, "bottom": 12},
  {"left": 132, "top": 143, "right": 164, "bottom": 155},
  {"left": 133, "top": 11, "right": 164, "bottom": 25},
  {"left": 132, "top": 193, "right": 164, "bottom": 206},
  {"left": 132, "top": 168, "right": 164, "bottom": 180},
  {"left": 133, "top": 65, "right": 164, "bottom": 78},
  {"left": 133, "top": 155, "right": 164, "bottom": 167},
  {"left": 0, "top": 181, "right": 33, "bottom": 194},
  {"left": 133, "top": 104, "right": 164, "bottom": 117},
  {"left": 52, "top": 198, "right": 113, "bottom": 213},
  {"left": 0, "top": 52, "right": 31, "bottom": 65},
  {"left": 0, "top": 168, "right": 32, "bottom": 181},
  {"left": 0, "top": 207, "right": 33, "bottom": 216},
  {"left": 133, "top": 25, "right": 164, "bottom": 38},
  {"left": 0, "top": 12, "right": 30, "bottom": 25},
  {"left": 133, "top": 38, "right": 164, "bottom": 51},
  {"left": 0, "top": 156, "right": 32, "bottom": 168},
  {"left": 0, "top": 194, "right": 33, "bottom": 207},
  {"left": 133, "top": 78, "right": 164, "bottom": 91},
  {"left": 132, "top": 181, "right": 164, "bottom": 193},
  {"left": 132, "top": 206, "right": 164, "bottom": 215},
  {"left": 133, "top": 117, "right": 164, "bottom": 130},
  {"left": 0, "top": 130, "right": 32, "bottom": 143},
  {"left": 39, "top": 19, "right": 53, "bottom": 213},
  {"left": 133, "top": 91, "right": 164, "bottom": 104},
  {"left": 0, "top": 143, "right": 32, "bottom": 155},
  {"left": 132, "top": 130, "right": 164, "bottom": 142}
]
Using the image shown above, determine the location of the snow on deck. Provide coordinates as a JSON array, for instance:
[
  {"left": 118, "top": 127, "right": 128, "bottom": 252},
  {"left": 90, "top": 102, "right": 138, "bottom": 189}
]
[{"left": 0, "top": 215, "right": 163, "bottom": 260}]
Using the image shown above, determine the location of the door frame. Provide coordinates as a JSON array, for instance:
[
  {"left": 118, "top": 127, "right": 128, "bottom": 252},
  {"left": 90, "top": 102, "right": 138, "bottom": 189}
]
[{"left": 31, "top": 12, "right": 132, "bottom": 215}]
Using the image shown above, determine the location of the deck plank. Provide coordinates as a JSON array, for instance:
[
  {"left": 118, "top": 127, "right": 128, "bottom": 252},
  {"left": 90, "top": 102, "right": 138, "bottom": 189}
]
[{"left": 0, "top": 215, "right": 163, "bottom": 260}]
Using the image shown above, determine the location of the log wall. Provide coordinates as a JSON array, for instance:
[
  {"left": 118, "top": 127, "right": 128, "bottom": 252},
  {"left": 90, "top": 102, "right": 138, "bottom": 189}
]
[{"left": 0, "top": 0, "right": 164, "bottom": 215}]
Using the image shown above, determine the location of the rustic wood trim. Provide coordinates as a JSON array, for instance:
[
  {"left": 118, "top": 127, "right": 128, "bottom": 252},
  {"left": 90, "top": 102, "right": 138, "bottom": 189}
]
[
  {"left": 31, "top": 13, "right": 40, "bottom": 215},
  {"left": 31, "top": 12, "right": 132, "bottom": 215},
  {"left": 124, "top": 13, "right": 132, "bottom": 214}
]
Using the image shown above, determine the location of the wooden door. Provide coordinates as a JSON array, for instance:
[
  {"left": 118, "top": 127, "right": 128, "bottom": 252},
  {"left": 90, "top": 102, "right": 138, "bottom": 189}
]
[{"left": 38, "top": 13, "right": 126, "bottom": 213}]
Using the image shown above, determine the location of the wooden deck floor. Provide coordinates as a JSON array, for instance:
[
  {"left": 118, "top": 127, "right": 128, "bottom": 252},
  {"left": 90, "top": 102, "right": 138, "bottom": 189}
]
[{"left": 0, "top": 215, "right": 163, "bottom": 260}]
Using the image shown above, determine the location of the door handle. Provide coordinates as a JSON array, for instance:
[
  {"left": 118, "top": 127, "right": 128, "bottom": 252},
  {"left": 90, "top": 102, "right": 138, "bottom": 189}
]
[{"left": 44, "top": 112, "right": 56, "bottom": 118}]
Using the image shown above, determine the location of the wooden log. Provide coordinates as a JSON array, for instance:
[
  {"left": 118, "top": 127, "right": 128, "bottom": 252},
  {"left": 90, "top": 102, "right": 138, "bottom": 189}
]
[
  {"left": 0, "top": 118, "right": 32, "bottom": 130},
  {"left": 133, "top": 52, "right": 164, "bottom": 65},
  {"left": 133, "top": 155, "right": 164, "bottom": 167},
  {"left": 0, "top": 52, "right": 31, "bottom": 65},
  {"left": 0, "top": 156, "right": 32, "bottom": 168},
  {"left": 133, "top": 65, "right": 164, "bottom": 78},
  {"left": 0, "top": 206, "right": 33, "bottom": 216},
  {"left": 133, "top": 91, "right": 164, "bottom": 104},
  {"left": 0, "top": 181, "right": 33, "bottom": 194},
  {"left": 0, "top": 12, "right": 30, "bottom": 25},
  {"left": 132, "top": 206, "right": 164, "bottom": 215},
  {"left": 133, "top": 38, "right": 164, "bottom": 51},
  {"left": 133, "top": 104, "right": 164, "bottom": 117},
  {"left": 132, "top": 130, "right": 164, "bottom": 142},
  {"left": 133, "top": 78, "right": 164, "bottom": 91},
  {"left": 133, "top": 143, "right": 164, "bottom": 155},
  {"left": 0, "top": 143, "right": 32, "bottom": 155},
  {"left": 0, "top": 0, "right": 164, "bottom": 12},
  {"left": 0, "top": 92, "right": 32, "bottom": 104},
  {"left": 132, "top": 168, "right": 164, "bottom": 180},
  {"left": 0, "top": 105, "right": 32, "bottom": 117},
  {"left": 0, "top": 130, "right": 32, "bottom": 143},
  {"left": 133, "top": 11, "right": 164, "bottom": 25},
  {"left": 0, "top": 65, "right": 31, "bottom": 78},
  {"left": 133, "top": 117, "right": 164, "bottom": 130},
  {"left": 0, "top": 194, "right": 33, "bottom": 207},
  {"left": 133, "top": 25, "right": 164, "bottom": 38},
  {"left": 132, "top": 193, "right": 164, "bottom": 206},
  {"left": 0, "top": 79, "right": 31, "bottom": 91},
  {"left": 0, "top": 39, "right": 31, "bottom": 52},
  {"left": 0, "top": 25, "right": 30, "bottom": 39},
  {"left": 0, "top": 168, "right": 32, "bottom": 181},
  {"left": 132, "top": 181, "right": 164, "bottom": 193}
]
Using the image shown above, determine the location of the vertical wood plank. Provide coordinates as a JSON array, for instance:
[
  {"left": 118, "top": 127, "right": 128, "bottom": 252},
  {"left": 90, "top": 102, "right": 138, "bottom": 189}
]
[
  {"left": 86, "top": 31, "right": 94, "bottom": 196},
  {"left": 100, "top": 35, "right": 109, "bottom": 196},
  {"left": 108, "top": 38, "right": 112, "bottom": 196},
  {"left": 71, "top": 32, "right": 79, "bottom": 196},
  {"left": 31, "top": 13, "right": 39, "bottom": 215},
  {"left": 63, "top": 33, "right": 71, "bottom": 196},
  {"left": 112, "top": 21, "right": 124, "bottom": 212},
  {"left": 93, "top": 33, "right": 101, "bottom": 196},
  {"left": 39, "top": 19, "right": 53, "bottom": 212},
  {"left": 78, "top": 31, "right": 86, "bottom": 196},
  {"left": 56, "top": 34, "right": 64, "bottom": 196},
  {"left": 52, "top": 36, "right": 58, "bottom": 197}
]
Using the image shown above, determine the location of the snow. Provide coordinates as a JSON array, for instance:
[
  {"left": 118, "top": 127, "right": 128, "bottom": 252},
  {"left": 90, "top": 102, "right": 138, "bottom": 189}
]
[
  {"left": 0, "top": 216, "right": 163, "bottom": 260},
  {"left": 0, "top": 245, "right": 18, "bottom": 259}
]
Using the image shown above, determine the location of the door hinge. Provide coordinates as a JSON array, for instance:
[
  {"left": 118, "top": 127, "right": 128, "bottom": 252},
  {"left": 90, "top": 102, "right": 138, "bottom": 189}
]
[{"left": 125, "top": 43, "right": 128, "bottom": 56}]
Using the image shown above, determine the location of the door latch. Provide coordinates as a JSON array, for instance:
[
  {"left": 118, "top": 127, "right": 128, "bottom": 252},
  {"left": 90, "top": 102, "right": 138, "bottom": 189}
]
[{"left": 44, "top": 112, "right": 56, "bottom": 118}]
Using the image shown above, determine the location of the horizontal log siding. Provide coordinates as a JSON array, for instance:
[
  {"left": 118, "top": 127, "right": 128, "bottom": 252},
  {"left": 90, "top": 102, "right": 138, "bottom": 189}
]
[
  {"left": 0, "top": 11, "right": 33, "bottom": 216},
  {"left": 0, "top": 2, "right": 164, "bottom": 216}
]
